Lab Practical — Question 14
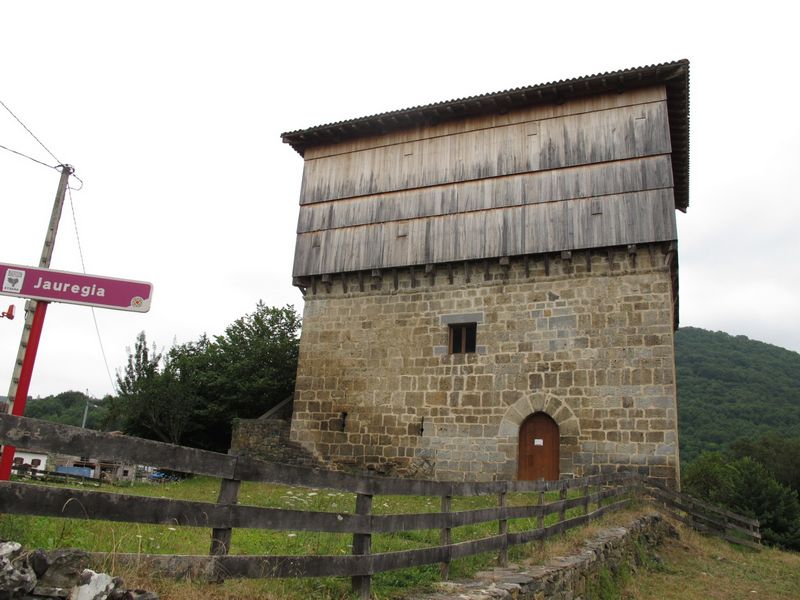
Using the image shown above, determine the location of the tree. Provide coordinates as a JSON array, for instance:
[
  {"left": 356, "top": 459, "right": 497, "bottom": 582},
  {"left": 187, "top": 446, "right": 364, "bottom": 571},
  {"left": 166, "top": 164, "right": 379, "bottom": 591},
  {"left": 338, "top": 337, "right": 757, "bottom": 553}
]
[
  {"left": 112, "top": 332, "right": 200, "bottom": 445},
  {"left": 730, "top": 458, "right": 800, "bottom": 550},
  {"left": 730, "top": 433, "right": 800, "bottom": 493},
  {"left": 683, "top": 451, "right": 800, "bottom": 550},
  {"left": 110, "top": 303, "right": 301, "bottom": 451},
  {"left": 682, "top": 451, "right": 737, "bottom": 506},
  {"left": 181, "top": 303, "right": 301, "bottom": 451}
]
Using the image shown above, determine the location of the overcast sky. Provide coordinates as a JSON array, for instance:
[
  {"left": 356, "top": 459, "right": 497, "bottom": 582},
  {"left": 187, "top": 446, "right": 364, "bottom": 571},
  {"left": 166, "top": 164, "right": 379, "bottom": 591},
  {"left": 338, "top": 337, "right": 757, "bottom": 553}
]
[{"left": 1, "top": 1, "right": 798, "bottom": 399}]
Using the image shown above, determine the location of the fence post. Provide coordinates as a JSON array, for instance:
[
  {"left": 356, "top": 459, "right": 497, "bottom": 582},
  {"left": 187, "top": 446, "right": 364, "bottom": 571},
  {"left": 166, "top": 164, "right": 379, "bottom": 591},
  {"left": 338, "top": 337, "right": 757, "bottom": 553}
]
[
  {"left": 559, "top": 482, "right": 567, "bottom": 527},
  {"left": 440, "top": 494, "right": 452, "bottom": 579},
  {"left": 210, "top": 477, "right": 241, "bottom": 556},
  {"left": 498, "top": 487, "right": 508, "bottom": 567},
  {"left": 352, "top": 492, "right": 373, "bottom": 600},
  {"left": 583, "top": 479, "right": 591, "bottom": 516},
  {"left": 537, "top": 486, "right": 545, "bottom": 530}
]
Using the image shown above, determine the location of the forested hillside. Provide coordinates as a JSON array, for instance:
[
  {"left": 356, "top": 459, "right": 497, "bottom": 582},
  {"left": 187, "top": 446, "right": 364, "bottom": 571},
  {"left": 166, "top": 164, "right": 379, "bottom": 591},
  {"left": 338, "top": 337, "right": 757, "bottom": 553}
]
[
  {"left": 676, "top": 327, "right": 800, "bottom": 462},
  {"left": 24, "top": 390, "right": 112, "bottom": 430}
]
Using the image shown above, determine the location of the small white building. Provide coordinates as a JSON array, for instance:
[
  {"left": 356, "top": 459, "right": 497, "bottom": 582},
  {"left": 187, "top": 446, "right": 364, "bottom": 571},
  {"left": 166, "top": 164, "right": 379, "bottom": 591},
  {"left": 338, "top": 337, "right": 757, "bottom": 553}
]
[{"left": 11, "top": 449, "right": 48, "bottom": 472}]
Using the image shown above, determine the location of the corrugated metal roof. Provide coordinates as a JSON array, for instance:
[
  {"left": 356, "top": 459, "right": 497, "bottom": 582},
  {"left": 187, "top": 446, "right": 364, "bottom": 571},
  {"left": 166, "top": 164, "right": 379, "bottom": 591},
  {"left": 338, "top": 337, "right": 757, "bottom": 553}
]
[{"left": 281, "top": 59, "right": 690, "bottom": 210}]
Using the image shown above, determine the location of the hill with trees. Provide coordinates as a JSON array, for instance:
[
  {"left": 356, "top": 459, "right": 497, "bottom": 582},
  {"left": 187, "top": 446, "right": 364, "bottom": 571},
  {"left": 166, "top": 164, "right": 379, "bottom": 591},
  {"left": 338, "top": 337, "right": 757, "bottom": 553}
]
[
  {"left": 23, "top": 390, "right": 113, "bottom": 430},
  {"left": 675, "top": 326, "right": 800, "bottom": 462}
]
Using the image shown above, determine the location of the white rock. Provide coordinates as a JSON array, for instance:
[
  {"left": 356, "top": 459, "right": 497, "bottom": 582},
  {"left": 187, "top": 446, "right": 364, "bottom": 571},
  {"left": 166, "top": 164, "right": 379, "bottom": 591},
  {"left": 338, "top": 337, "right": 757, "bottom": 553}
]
[
  {"left": 69, "top": 570, "right": 115, "bottom": 600},
  {"left": 0, "top": 542, "right": 21, "bottom": 559}
]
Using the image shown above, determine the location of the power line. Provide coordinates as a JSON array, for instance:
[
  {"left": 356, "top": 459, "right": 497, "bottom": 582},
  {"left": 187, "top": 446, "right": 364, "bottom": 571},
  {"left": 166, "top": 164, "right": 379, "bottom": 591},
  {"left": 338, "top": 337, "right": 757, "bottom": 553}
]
[
  {"left": 2, "top": 95, "right": 115, "bottom": 393},
  {"left": 0, "top": 142, "right": 58, "bottom": 170},
  {"left": 67, "top": 184, "right": 116, "bottom": 392},
  {"left": 0, "top": 98, "right": 61, "bottom": 165}
]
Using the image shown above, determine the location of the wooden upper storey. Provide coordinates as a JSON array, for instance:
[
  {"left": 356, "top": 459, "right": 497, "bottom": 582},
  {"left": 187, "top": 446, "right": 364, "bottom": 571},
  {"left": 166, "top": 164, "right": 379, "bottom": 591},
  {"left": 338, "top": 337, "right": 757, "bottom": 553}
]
[{"left": 283, "top": 61, "right": 689, "bottom": 279}]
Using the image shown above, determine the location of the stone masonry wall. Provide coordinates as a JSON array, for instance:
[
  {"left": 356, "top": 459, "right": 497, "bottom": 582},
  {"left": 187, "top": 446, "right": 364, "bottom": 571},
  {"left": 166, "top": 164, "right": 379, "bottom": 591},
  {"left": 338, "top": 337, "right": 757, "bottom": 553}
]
[
  {"left": 290, "top": 245, "right": 680, "bottom": 486},
  {"left": 231, "top": 419, "right": 321, "bottom": 468}
]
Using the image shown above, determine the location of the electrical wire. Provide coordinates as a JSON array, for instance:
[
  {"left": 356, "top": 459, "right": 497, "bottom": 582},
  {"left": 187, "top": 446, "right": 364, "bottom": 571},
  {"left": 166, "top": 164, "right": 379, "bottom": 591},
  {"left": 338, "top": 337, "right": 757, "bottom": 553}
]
[
  {"left": 0, "top": 98, "right": 61, "bottom": 165},
  {"left": 2, "top": 94, "right": 115, "bottom": 393},
  {"left": 67, "top": 184, "right": 117, "bottom": 392},
  {"left": 0, "top": 142, "right": 58, "bottom": 170}
]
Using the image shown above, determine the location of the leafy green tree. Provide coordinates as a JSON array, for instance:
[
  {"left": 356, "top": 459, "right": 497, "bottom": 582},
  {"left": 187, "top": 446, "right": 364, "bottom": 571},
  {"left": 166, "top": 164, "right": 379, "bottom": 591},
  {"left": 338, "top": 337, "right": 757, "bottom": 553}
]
[
  {"left": 730, "top": 433, "right": 800, "bottom": 493},
  {"left": 112, "top": 332, "right": 200, "bottom": 445},
  {"left": 109, "top": 303, "right": 300, "bottom": 451},
  {"left": 729, "top": 458, "right": 800, "bottom": 550},
  {"left": 684, "top": 452, "right": 800, "bottom": 550},
  {"left": 682, "top": 451, "right": 737, "bottom": 506},
  {"left": 181, "top": 303, "right": 301, "bottom": 450}
]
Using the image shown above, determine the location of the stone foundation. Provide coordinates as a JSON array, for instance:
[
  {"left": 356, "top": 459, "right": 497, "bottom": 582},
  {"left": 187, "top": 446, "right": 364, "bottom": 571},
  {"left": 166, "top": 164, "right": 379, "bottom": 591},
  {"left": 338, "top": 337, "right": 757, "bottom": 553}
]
[{"left": 291, "top": 248, "right": 680, "bottom": 486}]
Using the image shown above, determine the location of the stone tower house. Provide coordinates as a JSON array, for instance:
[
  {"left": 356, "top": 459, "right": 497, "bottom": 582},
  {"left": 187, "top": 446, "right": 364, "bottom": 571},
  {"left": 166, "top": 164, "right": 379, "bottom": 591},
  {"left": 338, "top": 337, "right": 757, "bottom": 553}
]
[{"left": 281, "top": 60, "right": 689, "bottom": 487}]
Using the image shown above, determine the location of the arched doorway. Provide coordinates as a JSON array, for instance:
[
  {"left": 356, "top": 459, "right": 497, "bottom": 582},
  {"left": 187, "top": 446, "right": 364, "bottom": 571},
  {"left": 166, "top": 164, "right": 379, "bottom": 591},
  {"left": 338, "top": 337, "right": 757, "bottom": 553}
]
[{"left": 517, "top": 412, "right": 559, "bottom": 480}]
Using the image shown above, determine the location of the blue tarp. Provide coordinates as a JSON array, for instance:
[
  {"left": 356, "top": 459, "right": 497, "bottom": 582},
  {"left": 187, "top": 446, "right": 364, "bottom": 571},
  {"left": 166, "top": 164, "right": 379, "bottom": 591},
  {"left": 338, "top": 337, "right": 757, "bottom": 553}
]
[{"left": 55, "top": 465, "right": 93, "bottom": 478}]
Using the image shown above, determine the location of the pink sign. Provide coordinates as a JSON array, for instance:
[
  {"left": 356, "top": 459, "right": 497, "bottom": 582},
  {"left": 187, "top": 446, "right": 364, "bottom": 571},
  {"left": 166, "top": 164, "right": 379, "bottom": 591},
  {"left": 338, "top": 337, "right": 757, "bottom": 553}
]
[{"left": 0, "top": 262, "right": 152, "bottom": 313}]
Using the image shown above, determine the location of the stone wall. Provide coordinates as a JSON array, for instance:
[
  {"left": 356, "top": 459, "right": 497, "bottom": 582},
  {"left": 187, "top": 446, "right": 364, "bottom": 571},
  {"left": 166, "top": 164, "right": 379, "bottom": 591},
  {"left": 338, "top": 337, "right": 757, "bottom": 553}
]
[
  {"left": 407, "top": 513, "right": 677, "bottom": 600},
  {"left": 291, "top": 246, "right": 680, "bottom": 486},
  {"left": 231, "top": 419, "right": 321, "bottom": 468}
]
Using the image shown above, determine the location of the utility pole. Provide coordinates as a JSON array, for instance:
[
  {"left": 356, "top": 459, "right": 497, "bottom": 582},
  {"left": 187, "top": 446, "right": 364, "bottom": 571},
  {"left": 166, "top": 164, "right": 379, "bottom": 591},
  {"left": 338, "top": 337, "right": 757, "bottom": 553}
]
[
  {"left": 0, "top": 165, "right": 73, "bottom": 480},
  {"left": 81, "top": 389, "right": 91, "bottom": 428}
]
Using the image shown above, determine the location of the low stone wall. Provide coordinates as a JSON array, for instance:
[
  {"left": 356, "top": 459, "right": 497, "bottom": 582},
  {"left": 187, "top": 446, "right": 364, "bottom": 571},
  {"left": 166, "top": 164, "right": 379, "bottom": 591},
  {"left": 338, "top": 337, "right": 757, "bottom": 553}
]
[
  {"left": 231, "top": 418, "right": 321, "bottom": 468},
  {"left": 408, "top": 513, "right": 676, "bottom": 599}
]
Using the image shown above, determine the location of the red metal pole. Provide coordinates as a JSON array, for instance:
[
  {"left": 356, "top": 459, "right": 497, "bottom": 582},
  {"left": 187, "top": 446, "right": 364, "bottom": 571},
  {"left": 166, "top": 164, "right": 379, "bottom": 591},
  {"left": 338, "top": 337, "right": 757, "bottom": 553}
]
[{"left": 0, "top": 301, "right": 48, "bottom": 480}]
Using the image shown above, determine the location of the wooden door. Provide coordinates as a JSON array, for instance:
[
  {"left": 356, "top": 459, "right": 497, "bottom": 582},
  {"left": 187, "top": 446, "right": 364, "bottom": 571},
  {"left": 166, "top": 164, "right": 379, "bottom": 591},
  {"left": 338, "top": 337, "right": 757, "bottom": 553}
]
[{"left": 517, "top": 412, "right": 559, "bottom": 481}]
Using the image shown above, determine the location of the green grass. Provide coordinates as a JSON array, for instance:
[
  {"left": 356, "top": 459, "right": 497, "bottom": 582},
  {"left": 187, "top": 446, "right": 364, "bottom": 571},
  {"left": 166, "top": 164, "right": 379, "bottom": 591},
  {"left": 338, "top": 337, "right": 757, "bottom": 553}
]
[
  {"left": 0, "top": 476, "right": 632, "bottom": 599},
  {"left": 621, "top": 521, "right": 800, "bottom": 600}
]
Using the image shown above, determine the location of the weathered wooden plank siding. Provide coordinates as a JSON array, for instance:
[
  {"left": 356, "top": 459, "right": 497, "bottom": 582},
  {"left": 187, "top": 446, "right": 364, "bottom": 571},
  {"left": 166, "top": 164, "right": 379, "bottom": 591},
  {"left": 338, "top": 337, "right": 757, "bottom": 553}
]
[
  {"left": 291, "top": 86, "right": 678, "bottom": 278},
  {"left": 299, "top": 101, "right": 671, "bottom": 205},
  {"left": 296, "top": 155, "right": 674, "bottom": 233},
  {"left": 302, "top": 86, "right": 667, "bottom": 160},
  {"left": 294, "top": 189, "right": 676, "bottom": 276}
]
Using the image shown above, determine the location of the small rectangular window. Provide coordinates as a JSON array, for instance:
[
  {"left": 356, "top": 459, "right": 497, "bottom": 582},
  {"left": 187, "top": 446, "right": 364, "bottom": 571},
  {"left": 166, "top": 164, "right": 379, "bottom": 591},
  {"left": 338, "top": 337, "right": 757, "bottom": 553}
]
[{"left": 449, "top": 323, "right": 477, "bottom": 354}]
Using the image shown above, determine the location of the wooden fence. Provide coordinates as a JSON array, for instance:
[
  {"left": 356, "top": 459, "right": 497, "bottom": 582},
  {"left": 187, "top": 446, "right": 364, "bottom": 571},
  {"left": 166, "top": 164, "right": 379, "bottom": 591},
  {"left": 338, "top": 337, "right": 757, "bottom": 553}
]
[
  {"left": 0, "top": 414, "right": 643, "bottom": 598},
  {"left": 643, "top": 478, "right": 761, "bottom": 549},
  {"left": 0, "top": 414, "right": 760, "bottom": 598}
]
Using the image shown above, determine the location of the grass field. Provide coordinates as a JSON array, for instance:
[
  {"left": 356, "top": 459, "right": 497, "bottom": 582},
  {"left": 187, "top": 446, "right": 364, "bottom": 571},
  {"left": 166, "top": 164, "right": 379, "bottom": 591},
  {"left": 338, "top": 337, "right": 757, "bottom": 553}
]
[
  {"left": 0, "top": 475, "right": 609, "bottom": 599},
  {"left": 621, "top": 522, "right": 800, "bottom": 600},
  {"left": 5, "top": 476, "right": 793, "bottom": 599}
]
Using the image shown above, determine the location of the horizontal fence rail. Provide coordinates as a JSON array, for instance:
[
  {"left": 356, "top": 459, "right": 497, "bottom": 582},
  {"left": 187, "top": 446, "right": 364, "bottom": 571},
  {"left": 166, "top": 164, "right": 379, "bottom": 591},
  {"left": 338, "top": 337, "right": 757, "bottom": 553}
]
[
  {"left": 643, "top": 478, "right": 761, "bottom": 549},
  {"left": 0, "top": 414, "right": 760, "bottom": 598},
  {"left": 0, "top": 414, "right": 631, "bottom": 497}
]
